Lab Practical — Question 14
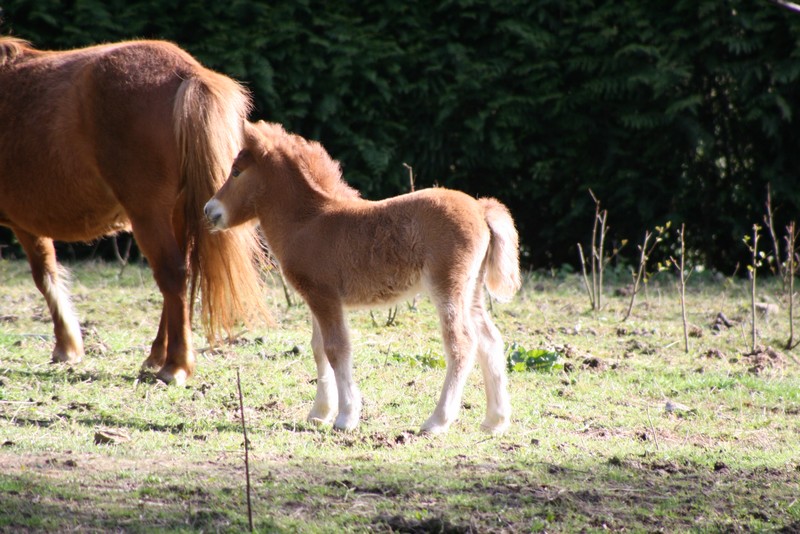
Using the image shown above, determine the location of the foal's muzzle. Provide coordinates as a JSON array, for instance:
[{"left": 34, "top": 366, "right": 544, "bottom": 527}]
[{"left": 203, "top": 199, "right": 226, "bottom": 229}]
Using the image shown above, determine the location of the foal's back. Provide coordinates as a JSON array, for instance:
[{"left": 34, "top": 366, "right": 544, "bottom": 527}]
[{"left": 285, "top": 188, "right": 491, "bottom": 308}]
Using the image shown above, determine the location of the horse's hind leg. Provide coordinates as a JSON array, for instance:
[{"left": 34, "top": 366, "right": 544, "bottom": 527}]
[
  {"left": 472, "top": 292, "right": 511, "bottom": 434},
  {"left": 141, "top": 199, "right": 186, "bottom": 372},
  {"left": 307, "top": 316, "right": 338, "bottom": 425},
  {"left": 14, "top": 229, "right": 84, "bottom": 363},
  {"left": 141, "top": 308, "right": 167, "bottom": 370},
  {"left": 128, "top": 214, "right": 194, "bottom": 385},
  {"left": 422, "top": 296, "right": 478, "bottom": 434}
]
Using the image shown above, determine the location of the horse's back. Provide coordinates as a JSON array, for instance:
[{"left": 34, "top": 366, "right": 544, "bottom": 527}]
[{"left": 0, "top": 39, "right": 202, "bottom": 240}]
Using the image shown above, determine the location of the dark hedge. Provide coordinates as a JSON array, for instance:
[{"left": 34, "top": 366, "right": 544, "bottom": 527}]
[{"left": 2, "top": 1, "right": 799, "bottom": 270}]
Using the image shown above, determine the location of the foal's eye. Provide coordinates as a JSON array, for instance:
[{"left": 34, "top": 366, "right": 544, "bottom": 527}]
[{"left": 231, "top": 167, "right": 241, "bottom": 178}]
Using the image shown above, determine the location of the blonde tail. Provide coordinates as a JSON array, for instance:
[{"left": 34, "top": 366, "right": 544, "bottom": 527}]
[
  {"left": 173, "top": 67, "right": 271, "bottom": 341},
  {"left": 480, "top": 198, "right": 522, "bottom": 302}
]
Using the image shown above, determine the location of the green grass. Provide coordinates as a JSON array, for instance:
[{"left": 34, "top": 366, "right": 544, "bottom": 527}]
[{"left": 1, "top": 259, "right": 798, "bottom": 532}]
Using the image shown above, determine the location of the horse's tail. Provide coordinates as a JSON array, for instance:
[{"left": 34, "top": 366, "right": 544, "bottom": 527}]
[
  {"left": 173, "top": 67, "right": 270, "bottom": 342},
  {"left": 480, "top": 198, "right": 522, "bottom": 302}
]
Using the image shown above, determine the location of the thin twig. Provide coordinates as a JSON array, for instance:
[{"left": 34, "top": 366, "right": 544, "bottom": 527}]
[
  {"left": 623, "top": 231, "right": 652, "bottom": 322},
  {"left": 112, "top": 234, "right": 133, "bottom": 279},
  {"left": 577, "top": 243, "right": 595, "bottom": 309},
  {"left": 764, "top": 185, "right": 784, "bottom": 286},
  {"left": 402, "top": 162, "right": 415, "bottom": 192},
  {"left": 236, "top": 368, "right": 254, "bottom": 532}
]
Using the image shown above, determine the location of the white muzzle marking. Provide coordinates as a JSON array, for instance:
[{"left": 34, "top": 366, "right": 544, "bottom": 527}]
[{"left": 204, "top": 199, "right": 228, "bottom": 230}]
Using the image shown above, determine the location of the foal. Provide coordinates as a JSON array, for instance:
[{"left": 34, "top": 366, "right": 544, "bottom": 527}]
[{"left": 205, "top": 121, "right": 521, "bottom": 434}]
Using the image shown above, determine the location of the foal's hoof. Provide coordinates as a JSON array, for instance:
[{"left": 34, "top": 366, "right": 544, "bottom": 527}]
[
  {"left": 307, "top": 413, "right": 335, "bottom": 426},
  {"left": 480, "top": 420, "right": 510, "bottom": 436},
  {"left": 480, "top": 413, "right": 511, "bottom": 435},
  {"left": 156, "top": 366, "right": 189, "bottom": 386},
  {"left": 333, "top": 413, "right": 360, "bottom": 432},
  {"left": 420, "top": 417, "right": 451, "bottom": 435}
]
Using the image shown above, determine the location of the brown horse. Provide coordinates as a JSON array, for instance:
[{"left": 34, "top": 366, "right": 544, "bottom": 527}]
[
  {"left": 205, "top": 121, "right": 521, "bottom": 434},
  {"left": 0, "top": 38, "right": 268, "bottom": 384}
]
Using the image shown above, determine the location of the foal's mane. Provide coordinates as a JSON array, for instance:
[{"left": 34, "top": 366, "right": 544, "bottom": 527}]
[
  {"left": 257, "top": 122, "right": 360, "bottom": 201},
  {"left": 0, "top": 37, "right": 34, "bottom": 67}
]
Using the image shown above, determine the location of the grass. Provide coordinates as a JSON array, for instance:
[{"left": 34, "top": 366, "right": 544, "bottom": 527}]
[{"left": 0, "top": 258, "right": 798, "bottom": 532}]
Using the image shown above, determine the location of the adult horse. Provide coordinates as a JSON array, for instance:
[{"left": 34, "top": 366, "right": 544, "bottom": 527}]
[
  {"left": 0, "top": 37, "right": 268, "bottom": 384},
  {"left": 205, "top": 121, "right": 521, "bottom": 434}
]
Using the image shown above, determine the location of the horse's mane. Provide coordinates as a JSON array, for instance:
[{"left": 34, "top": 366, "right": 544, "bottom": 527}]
[
  {"left": 257, "top": 122, "right": 360, "bottom": 201},
  {"left": 0, "top": 37, "right": 34, "bottom": 67}
]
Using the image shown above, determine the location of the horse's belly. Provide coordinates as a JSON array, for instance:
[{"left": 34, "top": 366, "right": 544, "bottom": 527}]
[{"left": 2, "top": 181, "right": 131, "bottom": 241}]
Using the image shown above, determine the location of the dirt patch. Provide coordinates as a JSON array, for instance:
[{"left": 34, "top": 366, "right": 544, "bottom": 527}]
[
  {"left": 743, "top": 346, "right": 789, "bottom": 374},
  {"left": 376, "top": 515, "right": 474, "bottom": 533}
]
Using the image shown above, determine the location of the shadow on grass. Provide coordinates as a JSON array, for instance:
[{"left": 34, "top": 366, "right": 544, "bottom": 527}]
[{"left": 0, "top": 453, "right": 797, "bottom": 532}]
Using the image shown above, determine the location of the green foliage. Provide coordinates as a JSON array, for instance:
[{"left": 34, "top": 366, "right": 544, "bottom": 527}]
[
  {"left": 2, "top": 0, "right": 800, "bottom": 270},
  {"left": 391, "top": 350, "right": 446, "bottom": 369},
  {"left": 506, "top": 343, "right": 563, "bottom": 373}
]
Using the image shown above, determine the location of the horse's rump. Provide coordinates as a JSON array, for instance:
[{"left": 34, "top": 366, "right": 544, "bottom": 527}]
[{"left": 0, "top": 37, "right": 269, "bottom": 354}]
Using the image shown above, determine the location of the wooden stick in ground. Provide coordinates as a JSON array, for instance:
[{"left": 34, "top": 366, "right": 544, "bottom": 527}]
[
  {"left": 671, "top": 224, "right": 690, "bottom": 354},
  {"left": 748, "top": 225, "right": 761, "bottom": 353},
  {"left": 236, "top": 368, "right": 254, "bottom": 532},
  {"left": 786, "top": 222, "right": 798, "bottom": 350}
]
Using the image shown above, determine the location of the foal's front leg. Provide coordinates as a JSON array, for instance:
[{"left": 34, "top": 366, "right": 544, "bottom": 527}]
[
  {"left": 309, "top": 302, "right": 361, "bottom": 431},
  {"left": 307, "top": 316, "right": 338, "bottom": 425}
]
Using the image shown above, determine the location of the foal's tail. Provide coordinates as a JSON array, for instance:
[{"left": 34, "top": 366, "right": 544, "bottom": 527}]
[
  {"left": 480, "top": 198, "right": 522, "bottom": 302},
  {"left": 173, "top": 67, "right": 270, "bottom": 341}
]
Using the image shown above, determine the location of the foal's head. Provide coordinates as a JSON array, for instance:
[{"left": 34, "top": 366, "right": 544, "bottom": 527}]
[{"left": 204, "top": 121, "right": 358, "bottom": 231}]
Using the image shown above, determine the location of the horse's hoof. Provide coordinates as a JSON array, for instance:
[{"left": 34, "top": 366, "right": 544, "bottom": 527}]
[
  {"left": 142, "top": 347, "right": 167, "bottom": 370},
  {"left": 140, "top": 357, "right": 162, "bottom": 371},
  {"left": 51, "top": 348, "right": 82, "bottom": 364},
  {"left": 156, "top": 366, "right": 189, "bottom": 386}
]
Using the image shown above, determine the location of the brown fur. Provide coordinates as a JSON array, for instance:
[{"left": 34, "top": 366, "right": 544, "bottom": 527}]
[
  {"left": 206, "top": 121, "right": 521, "bottom": 433},
  {"left": 0, "top": 37, "right": 269, "bottom": 384}
]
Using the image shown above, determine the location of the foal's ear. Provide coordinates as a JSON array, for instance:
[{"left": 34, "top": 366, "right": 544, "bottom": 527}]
[{"left": 243, "top": 121, "right": 261, "bottom": 144}]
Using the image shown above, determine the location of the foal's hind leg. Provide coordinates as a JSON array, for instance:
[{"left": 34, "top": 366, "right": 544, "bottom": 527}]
[
  {"left": 14, "top": 230, "right": 84, "bottom": 363},
  {"left": 421, "top": 298, "right": 478, "bottom": 434},
  {"left": 307, "top": 316, "right": 338, "bottom": 425},
  {"left": 472, "top": 293, "right": 511, "bottom": 434}
]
